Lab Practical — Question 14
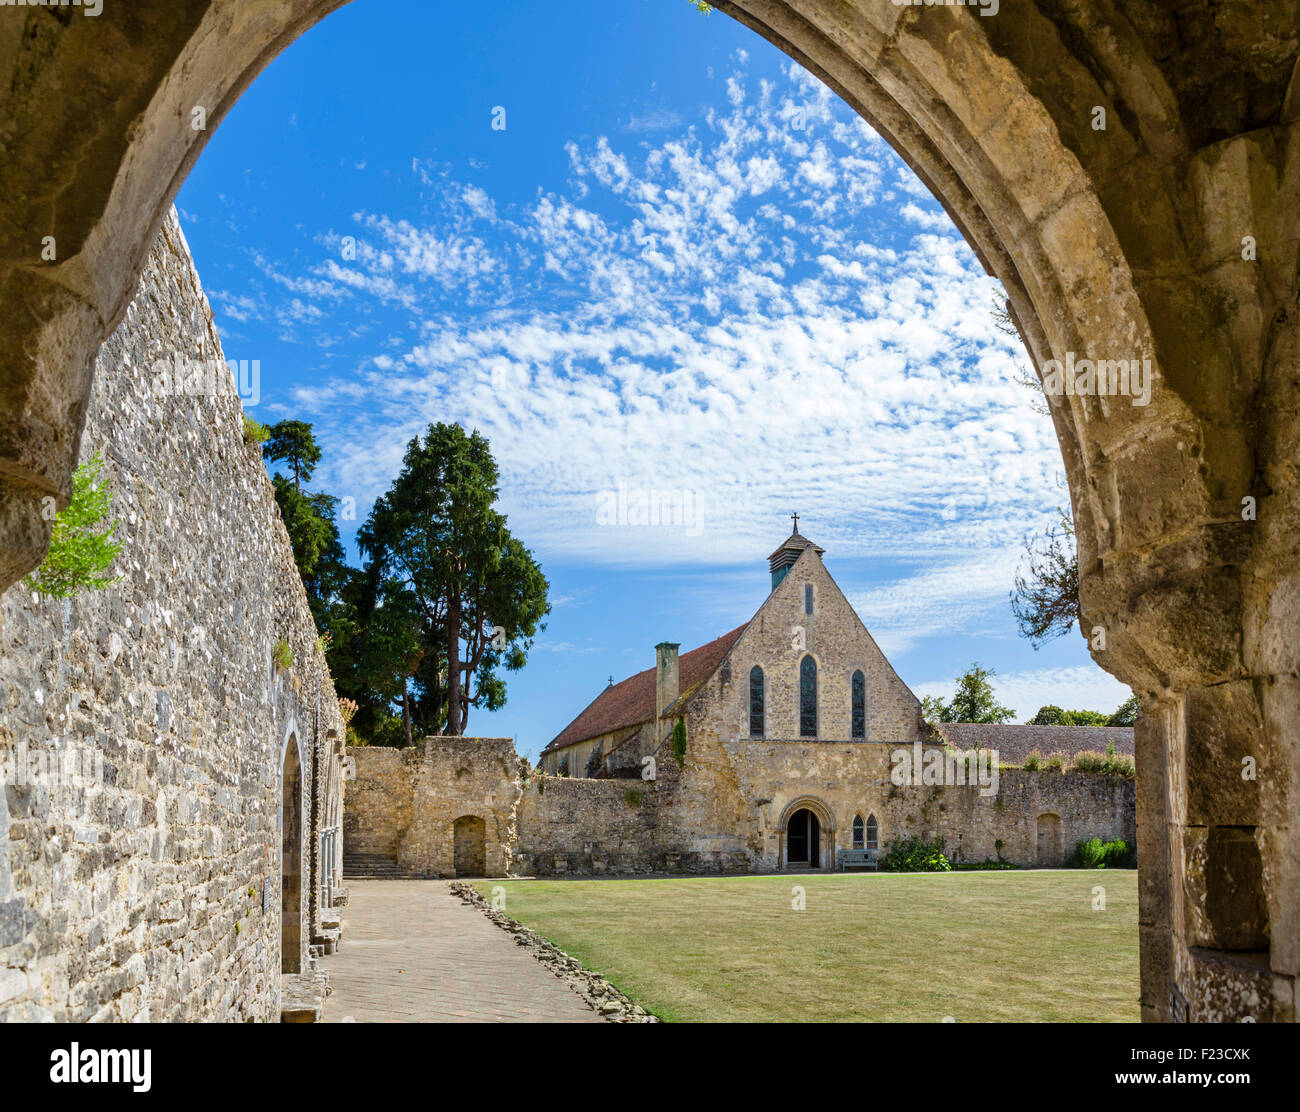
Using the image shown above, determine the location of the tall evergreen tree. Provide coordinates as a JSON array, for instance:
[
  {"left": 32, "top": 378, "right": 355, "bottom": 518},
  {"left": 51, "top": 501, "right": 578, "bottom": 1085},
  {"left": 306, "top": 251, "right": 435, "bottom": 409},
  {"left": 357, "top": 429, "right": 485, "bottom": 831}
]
[{"left": 358, "top": 423, "right": 549, "bottom": 736}]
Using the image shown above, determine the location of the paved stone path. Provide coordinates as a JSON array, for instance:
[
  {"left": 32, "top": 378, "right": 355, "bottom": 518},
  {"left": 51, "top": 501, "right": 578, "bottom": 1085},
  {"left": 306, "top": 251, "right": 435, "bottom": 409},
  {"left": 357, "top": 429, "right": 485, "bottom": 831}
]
[{"left": 320, "top": 879, "right": 602, "bottom": 1023}]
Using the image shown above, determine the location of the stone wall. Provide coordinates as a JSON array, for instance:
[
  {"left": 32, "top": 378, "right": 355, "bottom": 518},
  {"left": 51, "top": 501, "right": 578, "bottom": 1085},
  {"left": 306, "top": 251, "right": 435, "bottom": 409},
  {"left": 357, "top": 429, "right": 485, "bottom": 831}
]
[
  {"left": 344, "top": 738, "right": 521, "bottom": 877},
  {"left": 0, "top": 211, "right": 346, "bottom": 1022}
]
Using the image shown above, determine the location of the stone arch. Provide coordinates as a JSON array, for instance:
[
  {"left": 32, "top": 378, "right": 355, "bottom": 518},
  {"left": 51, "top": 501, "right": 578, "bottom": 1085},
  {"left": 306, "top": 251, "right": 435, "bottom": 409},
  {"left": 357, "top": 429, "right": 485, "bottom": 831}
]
[
  {"left": 1, "top": 0, "right": 1294, "bottom": 1022},
  {"left": 453, "top": 815, "right": 487, "bottom": 878},
  {"left": 778, "top": 795, "right": 836, "bottom": 871},
  {"left": 1036, "top": 812, "right": 1062, "bottom": 868},
  {"left": 280, "top": 729, "right": 303, "bottom": 975}
]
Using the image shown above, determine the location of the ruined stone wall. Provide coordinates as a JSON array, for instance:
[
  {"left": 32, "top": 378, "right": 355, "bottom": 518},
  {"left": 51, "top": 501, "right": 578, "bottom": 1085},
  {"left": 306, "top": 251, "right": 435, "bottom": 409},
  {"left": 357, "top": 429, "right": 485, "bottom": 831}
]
[
  {"left": 514, "top": 774, "right": 671, "bottom": 875},
  {"left": 0, "top": 211, "right": 345, "bottom": 1022},
  {"left": 344, "top": 738, "right": 521, "bottom": 877}
]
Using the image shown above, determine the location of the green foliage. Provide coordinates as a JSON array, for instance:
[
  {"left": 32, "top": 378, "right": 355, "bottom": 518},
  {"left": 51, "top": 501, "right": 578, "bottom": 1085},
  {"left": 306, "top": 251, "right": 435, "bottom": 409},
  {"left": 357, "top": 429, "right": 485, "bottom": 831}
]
[
  {"left": 272, "top": 637, "right": 294, "bottom": 670},
  {"left": 242, "top": 415, "right": 270, "bottom": 445},
  {"left": 1107, "top": 694, "right": 1140, "bottom": 726},
  {"left": 881, "top": 835, "right": 951, "bottom": 873},
  {"left": 1010, "top": 506, "right": 1079, "bottom": 646},
  {"left": 671, "top": 719, "right": 688, "bottom": 767},
  {"left": 952, "top": 859, "right": 1020, "bottom": 871},
  {"left": 24, "top": 453, "right": 123, "bottom": 599},
  {"left": 1045, "top": 753, "right": 1066, "bottom": 771},
  {"left": 359, "top": 423, "right": 549, "bottom": 737},
  {"left": 1070, "top": 837, "right": 1136, "bottom": 869},
  {"left": 1071, "top": 749, "right": 1135, "bottom": 780},
  {"left": 624, "top": 788, "right": 644, "bottom": 807},
  {"left": 263, "top": 419, "right": 322, "bottom": 491},
  {"left": 1022, "top": 751, "right": 1044, "bottom": 770},
  {"left": 689, "top": 0, "right": 712, "bottom": 12},
  {"left": 922, "top": 662, "right": 1016, "bottom": 724},
  {"left": 1028, "top": 704, "right": 1109, "bottom": 726}
]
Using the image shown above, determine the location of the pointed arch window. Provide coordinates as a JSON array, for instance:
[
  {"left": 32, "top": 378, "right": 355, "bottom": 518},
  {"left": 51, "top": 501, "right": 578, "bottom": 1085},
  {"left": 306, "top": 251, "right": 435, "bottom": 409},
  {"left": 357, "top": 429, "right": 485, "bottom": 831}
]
[
  {"left": 865, "top": 814, "right": 879, "bottom": 851},
  {"left": 852, "top": 814, "right": 865, "bottom": 849},
  {"left": 749, "top": 665, "right": 765, "bottom": 738},
  {"left": 851, "top": 669, "right": 866, "bottom": 738},
  {"left": 799, "top": 655, "right": 818, "bottom": 737}
]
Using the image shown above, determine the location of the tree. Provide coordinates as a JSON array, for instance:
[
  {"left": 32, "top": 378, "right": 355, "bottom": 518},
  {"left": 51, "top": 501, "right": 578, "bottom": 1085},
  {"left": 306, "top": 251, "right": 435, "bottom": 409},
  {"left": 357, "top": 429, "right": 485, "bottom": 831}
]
[
  {"left": 263, "top": 419, "right": 322, "bottom": 492},
  {"left": 1010, "top": 506, "right": 1080, "bottom": 646},
  {"left": 995, "top": 296, "right": 1083, "bottom": 648},
  {"left": 1028, "top": 704, "right": 1109, "bottom": 726},
  {"left": 922, "top": 662, "right": 1016, "bottom": 724},
  {"left": 24, "top": 453, "right": 123, "bottom": 599},
  {"left": 359, "top": 423, "right": 550, "bottom": 736},
  {"left": 1107, "top": 694, "right": 1140, "bottom": 726}
]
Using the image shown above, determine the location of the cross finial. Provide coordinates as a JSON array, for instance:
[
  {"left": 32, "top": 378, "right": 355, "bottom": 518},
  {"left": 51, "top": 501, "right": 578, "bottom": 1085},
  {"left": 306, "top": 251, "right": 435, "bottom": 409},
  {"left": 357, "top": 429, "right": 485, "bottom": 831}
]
[{"left": 791, "top": 512, "right": 800, "bottom": 533}]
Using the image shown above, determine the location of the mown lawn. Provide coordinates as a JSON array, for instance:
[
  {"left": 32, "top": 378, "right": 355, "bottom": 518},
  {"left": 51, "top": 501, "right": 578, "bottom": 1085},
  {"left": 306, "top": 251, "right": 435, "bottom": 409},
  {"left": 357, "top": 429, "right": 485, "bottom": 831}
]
[{"left": 473, "top": 870, "right": 1138, "bottom": 1022}]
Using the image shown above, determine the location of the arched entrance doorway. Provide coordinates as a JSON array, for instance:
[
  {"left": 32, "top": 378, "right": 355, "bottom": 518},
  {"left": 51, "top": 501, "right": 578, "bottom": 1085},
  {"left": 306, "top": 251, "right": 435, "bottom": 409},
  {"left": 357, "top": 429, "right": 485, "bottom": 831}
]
[
  {"left": 1036, "top": 813, "right": 1061, "bottom": 868},
  {"left": 453, "top": 815, "right": 486, "bottom": 878},
  {"left": 281, "top": 736, "right": 302, "bottom": 974},
  {"left": 787, "top": 808, "right": 821, "bottom": 869}
]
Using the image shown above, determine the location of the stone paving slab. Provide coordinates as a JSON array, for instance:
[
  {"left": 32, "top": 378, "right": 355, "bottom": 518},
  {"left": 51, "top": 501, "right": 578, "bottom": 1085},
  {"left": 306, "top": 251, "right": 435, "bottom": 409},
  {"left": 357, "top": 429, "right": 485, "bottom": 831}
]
[{"left": 320, "top": 879, "right": 602, "bottom": 1023}]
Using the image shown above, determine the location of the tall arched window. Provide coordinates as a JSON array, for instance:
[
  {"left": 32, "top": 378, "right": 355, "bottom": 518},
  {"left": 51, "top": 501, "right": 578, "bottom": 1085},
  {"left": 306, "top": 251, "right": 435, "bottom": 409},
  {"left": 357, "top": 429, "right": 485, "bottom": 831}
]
[
  {"left": 865, "top": 814, "right": 879, "bottom": 851},
  {"left": 852, "top": 814, "right": 865, "bottom": 849},
  {"left": 749, "top": 665, "right": 765, "bottom": 738},
  {"left": 851, "top": 669, "right": 866, "bottom": 738},
  {"left": 799, "top": 655, "right": 818, "bottom": 737}
]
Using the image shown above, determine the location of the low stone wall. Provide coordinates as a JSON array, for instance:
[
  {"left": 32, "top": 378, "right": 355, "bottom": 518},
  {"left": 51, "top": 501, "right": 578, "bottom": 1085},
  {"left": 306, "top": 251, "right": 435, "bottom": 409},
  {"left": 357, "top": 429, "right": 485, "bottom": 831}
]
[
  {"left": 910, "top": 770, "right": 1137, "bottom": 866},
  {"left": 513, "top": 775, "right": 672, "bottom": 875},
  {"left": 345, "top": 737, "right": 521, "bottom": 877},
  {"left": 0, "top": 211, "right": 345, "bottom": 1022}
]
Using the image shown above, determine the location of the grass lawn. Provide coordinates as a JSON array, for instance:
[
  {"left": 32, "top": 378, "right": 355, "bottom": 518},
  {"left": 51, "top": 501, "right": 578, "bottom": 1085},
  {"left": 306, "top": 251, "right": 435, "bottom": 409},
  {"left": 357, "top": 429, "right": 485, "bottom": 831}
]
[{"left": 473, "top": 870, "right": 1138, "bottom": 1022}]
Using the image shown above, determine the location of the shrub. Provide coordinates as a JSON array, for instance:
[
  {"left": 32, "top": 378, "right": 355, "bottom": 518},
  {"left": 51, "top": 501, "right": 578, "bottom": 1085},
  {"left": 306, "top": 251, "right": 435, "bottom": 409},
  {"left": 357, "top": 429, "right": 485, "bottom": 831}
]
[
  {"left": 1022, "top": 750, "right": 1044, "bottom": 770},
  {"left": 1072, "top": 749, "right": 1136, "bottom": 780},
  {"left": 1045, "top": 753, "right": 1066, "bottom": 771},
  {"left": 272, "top": 636, "right": 294, "bottom": 670},
  {"left": 881, "top": 834, "right": 951, "bottom": 873},
  {"left": 1069, "top": 836, "right": 1137, "bottom": 869},
  {"left": 23, "top": 453, "right": 123, "bottom": 599},
  {"left": 242, "top": 415, "right": 270, "bottom": 445}
]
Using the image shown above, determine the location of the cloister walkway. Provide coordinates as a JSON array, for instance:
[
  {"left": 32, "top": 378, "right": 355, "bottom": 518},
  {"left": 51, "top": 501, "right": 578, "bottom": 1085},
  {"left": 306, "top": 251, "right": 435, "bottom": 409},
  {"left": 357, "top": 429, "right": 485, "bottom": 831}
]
[{"left": 320, "top": 879, "right": 601, "bottom": 1023}]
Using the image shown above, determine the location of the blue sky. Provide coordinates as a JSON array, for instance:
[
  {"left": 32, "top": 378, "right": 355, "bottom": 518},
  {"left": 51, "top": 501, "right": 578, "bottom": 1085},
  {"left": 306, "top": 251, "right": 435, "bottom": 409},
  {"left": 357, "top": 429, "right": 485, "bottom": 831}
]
[{"left": 176, "top": 0, "right": 1130, "bottom": 759}]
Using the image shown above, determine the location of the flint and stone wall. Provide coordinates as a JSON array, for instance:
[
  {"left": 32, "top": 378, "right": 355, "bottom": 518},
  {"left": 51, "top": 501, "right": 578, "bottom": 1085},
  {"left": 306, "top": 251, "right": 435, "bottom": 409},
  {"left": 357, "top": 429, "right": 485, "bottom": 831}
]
[
  {"left": 344, "top": 738, "right": 521, "bottom": 877},
  {"left": 0, "top": 211, "right": 345, "bottom": 1022}
]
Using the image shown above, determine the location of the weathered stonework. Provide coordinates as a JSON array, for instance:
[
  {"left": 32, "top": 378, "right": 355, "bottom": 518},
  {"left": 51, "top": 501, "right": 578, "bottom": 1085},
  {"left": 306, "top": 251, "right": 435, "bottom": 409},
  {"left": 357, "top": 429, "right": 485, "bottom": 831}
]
[
  {"left": 344, "top": 738, "right": 521, "bottom": 878},
  {"left": 517, "top": 544, "right": 1135, "bottom": 877},
  {"left": 0, "top": 212, "right": 346, "bottom": 1022}
]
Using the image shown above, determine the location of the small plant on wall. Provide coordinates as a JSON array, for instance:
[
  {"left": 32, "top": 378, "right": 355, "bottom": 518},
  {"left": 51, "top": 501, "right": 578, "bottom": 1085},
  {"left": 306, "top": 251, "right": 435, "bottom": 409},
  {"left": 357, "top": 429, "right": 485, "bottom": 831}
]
[
  {"left": 671, "top": 719, "right": 687, "bottom": 767},
  {"left": 624, "top": 788, "right": 644, "bottom": 808},
  {"left": 24, "top": 452, "right": 123, "bottom": 599},
  {"left": 273, "top": 636, "right": 294, "bottom": 671},
  {"left": 242, "top": 414, "right": 270, "bottom": 446}
]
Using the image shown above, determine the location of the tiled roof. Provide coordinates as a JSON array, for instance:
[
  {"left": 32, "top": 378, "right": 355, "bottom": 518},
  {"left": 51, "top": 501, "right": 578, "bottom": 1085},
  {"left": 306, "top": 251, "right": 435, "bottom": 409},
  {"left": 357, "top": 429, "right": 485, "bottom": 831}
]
[
  {"left": 935, "top": 723, "right": 1135, "bottom": 765},
  {"left": 543, "top": 625, "right": 748, "bottom": 754}
]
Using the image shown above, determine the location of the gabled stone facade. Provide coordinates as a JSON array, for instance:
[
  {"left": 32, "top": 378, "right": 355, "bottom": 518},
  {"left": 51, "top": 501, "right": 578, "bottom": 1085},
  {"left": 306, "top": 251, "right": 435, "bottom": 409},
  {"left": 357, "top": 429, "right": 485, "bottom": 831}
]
[{"left": 513, "top": 537, "right": 1136, "bottom": 876}]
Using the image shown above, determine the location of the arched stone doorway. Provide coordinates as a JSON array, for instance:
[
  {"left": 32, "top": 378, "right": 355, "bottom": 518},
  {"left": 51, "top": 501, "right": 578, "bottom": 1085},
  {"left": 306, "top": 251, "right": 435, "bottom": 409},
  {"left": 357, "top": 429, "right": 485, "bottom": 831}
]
[
  {"left": 787, "top": 808, "right": 821, "bottom": 870},
  {"left": 1036, "top": 813, "right": 1061, "bottom": 868},
  {"left": 778, "top": 797, "right": 834, "bottom": 871},
  {"left": 1, "top": 0, "right": 1295, "bottom": 1022},
  {"left": 453, "top": 815, "right": 486, "bottom": 878},
  {"left": 281, "top": 736, "right": 303, "bottom": 975}
]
